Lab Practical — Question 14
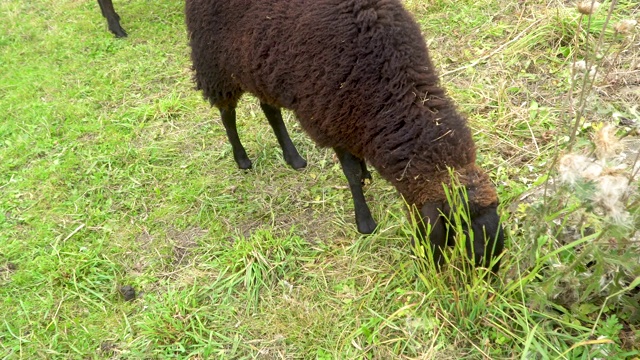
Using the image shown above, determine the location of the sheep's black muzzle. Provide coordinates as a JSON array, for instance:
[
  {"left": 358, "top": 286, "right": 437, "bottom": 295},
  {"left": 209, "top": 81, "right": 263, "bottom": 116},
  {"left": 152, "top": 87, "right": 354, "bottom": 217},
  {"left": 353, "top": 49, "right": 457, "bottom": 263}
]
[{"left": 412, "top": 202, "right": 504, "bottom": 274}]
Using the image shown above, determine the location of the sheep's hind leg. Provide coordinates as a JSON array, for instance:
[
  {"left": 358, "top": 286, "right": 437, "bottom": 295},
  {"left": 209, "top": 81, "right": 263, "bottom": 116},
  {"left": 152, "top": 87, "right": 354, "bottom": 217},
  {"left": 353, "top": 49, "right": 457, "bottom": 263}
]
[
  {"left": 260, "top": 103, "right": 307, "bottom": 169},
  {"left": 360, "top": 160, "right": 372, "bottom": 185},
  {"left": 220, "top": 107, "right": 252, "bottom": 169},
  {"left": 97, "top": 0, "right": 127, "bottom": 37},
  {"left": 334, "top": 148, "right": 377, "bottom": 234}
]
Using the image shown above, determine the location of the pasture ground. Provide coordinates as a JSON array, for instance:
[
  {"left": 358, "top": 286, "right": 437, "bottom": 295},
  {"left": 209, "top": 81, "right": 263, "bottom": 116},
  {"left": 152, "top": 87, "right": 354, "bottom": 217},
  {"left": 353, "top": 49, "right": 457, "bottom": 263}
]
[{"left": 1, "top": 0, "right": 639, "bottom": 358}]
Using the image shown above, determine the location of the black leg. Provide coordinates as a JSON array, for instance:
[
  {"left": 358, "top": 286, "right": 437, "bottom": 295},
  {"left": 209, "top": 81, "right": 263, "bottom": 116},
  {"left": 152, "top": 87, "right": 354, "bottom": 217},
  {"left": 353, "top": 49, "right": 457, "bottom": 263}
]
[
  {"left": 220, "top": 107, "right": 252, "bottom": 169},
  {"left": 359, "top": 159, "right": 372, "bottom": 185},
  {"left": 334, "top": 148, "right": 377, "bottom": 234},
  {"left": 260, "top": 103, "right": 307, "bottom": 169},
  {"left": 97, "top": 0, "right": 127, "bottom": 37}
]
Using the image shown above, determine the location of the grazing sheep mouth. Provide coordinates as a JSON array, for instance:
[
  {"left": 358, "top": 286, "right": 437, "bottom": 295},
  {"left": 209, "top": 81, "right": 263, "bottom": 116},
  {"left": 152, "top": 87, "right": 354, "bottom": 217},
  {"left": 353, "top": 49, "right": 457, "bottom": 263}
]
[
  {"left": 411, "top": 200, "right": 504, "bottom": 274},
  {"left": 410, "top": 229, "right": 503, "bottom": 274}
]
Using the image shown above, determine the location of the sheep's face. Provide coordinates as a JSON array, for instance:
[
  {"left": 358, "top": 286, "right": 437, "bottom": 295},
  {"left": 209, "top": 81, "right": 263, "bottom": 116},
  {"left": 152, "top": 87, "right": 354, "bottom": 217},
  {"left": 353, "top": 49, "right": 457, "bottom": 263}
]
[{"left": 416, "top": 198, "right": 504, "bottom": 274}]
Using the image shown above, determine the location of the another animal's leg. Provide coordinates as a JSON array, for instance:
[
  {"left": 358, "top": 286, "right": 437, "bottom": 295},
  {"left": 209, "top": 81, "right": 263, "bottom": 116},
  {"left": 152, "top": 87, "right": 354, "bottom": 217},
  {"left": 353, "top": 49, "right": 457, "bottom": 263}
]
[
  {"left": 220, "top": 107, "right": 252, "bottom": 169},
  {"left": 97, "top": 0, "right": 127, "bottom": 37},
  {"left": 359, "top": 159, "right": 372, "bottom": 185},
  {"left": 334, "top": 147, "right": 377, "bottom": 234},
  {"left": 260, "top": 103, "right": 307, "bottom": 169}
]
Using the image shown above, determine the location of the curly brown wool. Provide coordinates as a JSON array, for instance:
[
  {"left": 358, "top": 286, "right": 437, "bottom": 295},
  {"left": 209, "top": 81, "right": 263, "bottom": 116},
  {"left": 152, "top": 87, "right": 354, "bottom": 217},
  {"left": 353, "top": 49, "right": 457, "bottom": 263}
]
[{"left": 186, "top": 0, "right": 505, "bottom": 273}]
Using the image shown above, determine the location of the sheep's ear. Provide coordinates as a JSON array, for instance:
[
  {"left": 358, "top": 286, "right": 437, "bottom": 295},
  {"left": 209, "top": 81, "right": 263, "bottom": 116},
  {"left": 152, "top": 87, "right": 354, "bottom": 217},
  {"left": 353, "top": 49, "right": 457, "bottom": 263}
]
[{"left": 419, "top": 202, "right": 447, "bottom": 269}]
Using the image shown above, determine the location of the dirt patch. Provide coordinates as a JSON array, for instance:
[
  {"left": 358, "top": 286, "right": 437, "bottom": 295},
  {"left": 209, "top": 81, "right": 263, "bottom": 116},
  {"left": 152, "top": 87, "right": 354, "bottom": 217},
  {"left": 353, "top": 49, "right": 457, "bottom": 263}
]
[
  {"left": 228, "top": 205, "right": 349, "bottom": 246},
  {"left": 77, "top": 132, "right": 98, "bottom": 143},
  {"left": 0, "top": 262, "right": 18, "bottom": 284},
  {"left": 1, "top": 262, "right": 17, "bottom": 272},
  {"left": 168, "top": 226, "right": 208, "bottom": 265},
  {"left": 620, "top": 324, "right": 640, "bottom": 351},
  {"left": 99, "top": 341, "right": 118, "bottom": 356},
  {"left": 135, "top": 229, "right": 154, "bottom": 248}
]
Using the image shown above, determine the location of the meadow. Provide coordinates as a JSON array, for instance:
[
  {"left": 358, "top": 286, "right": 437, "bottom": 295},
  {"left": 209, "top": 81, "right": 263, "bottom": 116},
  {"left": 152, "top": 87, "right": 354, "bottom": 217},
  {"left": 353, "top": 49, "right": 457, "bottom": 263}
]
[{"left": 1, "top": 0, "right": 639, "bottom": 358}]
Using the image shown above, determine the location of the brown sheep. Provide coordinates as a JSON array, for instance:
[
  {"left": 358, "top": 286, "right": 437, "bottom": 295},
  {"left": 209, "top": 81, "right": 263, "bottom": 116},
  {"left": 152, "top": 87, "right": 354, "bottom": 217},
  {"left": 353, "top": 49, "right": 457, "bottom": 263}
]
[{"left": 186, "top": 0, "right": 505, "bottom": 272}]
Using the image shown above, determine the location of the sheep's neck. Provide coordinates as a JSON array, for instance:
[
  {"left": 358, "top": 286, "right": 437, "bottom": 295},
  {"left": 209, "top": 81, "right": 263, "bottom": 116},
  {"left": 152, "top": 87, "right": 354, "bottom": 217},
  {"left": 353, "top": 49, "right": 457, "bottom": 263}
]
[{"left": 366, "top": 103, "right": 478, "bottom": 206}]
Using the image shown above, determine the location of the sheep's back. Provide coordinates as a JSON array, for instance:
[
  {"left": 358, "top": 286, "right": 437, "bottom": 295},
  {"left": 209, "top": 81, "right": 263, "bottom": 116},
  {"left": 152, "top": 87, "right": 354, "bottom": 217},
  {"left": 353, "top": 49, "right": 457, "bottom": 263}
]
[{"left": 187, "top": 0, "right": 475, "bottom": 175}]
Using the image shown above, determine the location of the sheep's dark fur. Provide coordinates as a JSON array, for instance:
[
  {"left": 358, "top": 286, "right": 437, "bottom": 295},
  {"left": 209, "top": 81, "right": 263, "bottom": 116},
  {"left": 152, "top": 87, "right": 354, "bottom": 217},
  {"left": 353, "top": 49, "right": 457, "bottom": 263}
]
[
  {"left": 186, "top": 0, "right": 505, "bottom": 272},
  {"left": 97, "top": 0, "right": 127, "bottom": 37}
]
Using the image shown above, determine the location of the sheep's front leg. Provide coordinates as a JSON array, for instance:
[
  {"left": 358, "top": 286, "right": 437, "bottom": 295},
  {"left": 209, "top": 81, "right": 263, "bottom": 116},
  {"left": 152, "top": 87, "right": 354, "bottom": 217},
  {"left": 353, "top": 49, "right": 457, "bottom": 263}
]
[
  {"left": 220, "top": 107, "right": 252, "bottom": 169},
  {"left": 97, "top": 0, "right": 127, "bottom": 37},
  {"left": 260, "top": 103, "right": 307, "bottom": 169},
  {"left": 334, "top": 148, "right": 377, "bottom": 234}
]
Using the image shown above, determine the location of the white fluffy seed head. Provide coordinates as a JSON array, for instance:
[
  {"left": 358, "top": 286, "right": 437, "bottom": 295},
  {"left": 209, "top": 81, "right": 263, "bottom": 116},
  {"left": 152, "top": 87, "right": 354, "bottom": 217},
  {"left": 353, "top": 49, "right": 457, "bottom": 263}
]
[
  {"left": 594, "top": 175, "right": 629, "bottom": 210},
  {"left": 558, "top": 154, "right": 603, "bottom": 185},
  {"left": 593, "top": 174, "right": 633, "bottom": 225},
  {"left": 574, "top": 60, "right": 587, "bottom": 72},
  {"left": 614, "top": 19, "right": 637, "bottom": 34},
  {"left": 573, "top": 60, "right": 597, "bottom": 77},
  {"left": 593, "top": 124, "right": 623, "bottom": 160},
  {"left": 576, "top": 1, "right": 601, "bottom": 15}
]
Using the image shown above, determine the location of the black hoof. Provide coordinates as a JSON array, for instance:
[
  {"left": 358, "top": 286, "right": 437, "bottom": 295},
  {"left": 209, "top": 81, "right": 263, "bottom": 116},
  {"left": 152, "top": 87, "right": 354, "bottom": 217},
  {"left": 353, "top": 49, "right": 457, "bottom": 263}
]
[
  {"left": 110, "top": 26, "right": 127, "bottom": 38},
  {"left": 233, "top": 150, "right": 252, "bottom": 169},
  {"left": 237, "top": 160, "right": 252, "bottom": 170},
  {"left": 287, "top": 156, "right": 307, "bottom": 170},
  {"left": 357, "top": 218, "right": 377, "bottom": 235}
]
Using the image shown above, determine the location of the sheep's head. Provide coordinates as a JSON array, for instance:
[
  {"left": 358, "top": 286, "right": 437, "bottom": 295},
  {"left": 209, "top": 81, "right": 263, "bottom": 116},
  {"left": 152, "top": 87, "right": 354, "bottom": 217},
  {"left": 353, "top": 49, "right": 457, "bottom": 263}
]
[{"left": 412, "top": 166, "right": 504, "bottom": 273}]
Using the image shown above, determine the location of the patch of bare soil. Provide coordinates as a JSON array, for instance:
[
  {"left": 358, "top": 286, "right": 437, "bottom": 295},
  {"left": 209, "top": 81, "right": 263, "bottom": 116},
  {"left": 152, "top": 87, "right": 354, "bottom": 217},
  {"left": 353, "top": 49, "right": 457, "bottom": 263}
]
[
  {"left": 168, "top": 226, "right": 208, "bottom": 265},
  {"left": 99, "top": 340, "right": 118, "bottom": 357},
  {"left": 0, "top": 262, "right": 18, "bottom": 284}
]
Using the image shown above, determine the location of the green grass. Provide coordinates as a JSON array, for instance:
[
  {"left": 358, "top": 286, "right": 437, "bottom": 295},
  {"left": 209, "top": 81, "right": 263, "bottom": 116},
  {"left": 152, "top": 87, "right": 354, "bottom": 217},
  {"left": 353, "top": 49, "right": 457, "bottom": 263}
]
[{"left": 1, "top": 0, "right": 639, "bottom": 358}]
